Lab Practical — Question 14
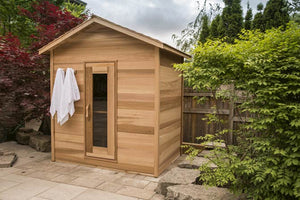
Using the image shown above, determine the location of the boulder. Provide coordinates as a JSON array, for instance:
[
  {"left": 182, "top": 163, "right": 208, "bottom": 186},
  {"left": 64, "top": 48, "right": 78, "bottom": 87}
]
[
  {"left": 25, "top": 118, "right": 42, "bottom": 131},
  {"left": 155, "top": 167, "right": 199, "bottom": 196},
  {"left": 29, "top": 135, "right": 51, "bottom": 152},
  {"left": 178, "top": 156, "right": 217, "bottom": 169},
  {"left": 198, "top": 150, "right": 213, "bottom": 158},
  {"left": 0, "top": 152, "right": 17, "bottom": 168},
  {"left": 18, "top": 127, "right": 34, "bottom": 133},
  {"left": 166, "top": 184, "right": 241, "bottom": 200},
  {"left": 16, "top": 132, "right": 31, "bottom": 145}
]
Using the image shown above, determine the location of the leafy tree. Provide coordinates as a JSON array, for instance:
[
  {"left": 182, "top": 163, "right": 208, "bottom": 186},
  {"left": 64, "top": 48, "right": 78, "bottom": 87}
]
[
  {"left": 252, "top": 3, "right": 265, "bottom": 30},
  {"left": 0, "top": 0, "right": 36, "bottom": 46},
  {"left": 0, "top": 0, "right": 65, "bottom": 45},
  {"left": 263, "top": 0, "right": 290, "bottom": 30},
  {"left": 244, "top": 1, "right": 253, "bottom": 30},
  {"left": 0, "top": 1, "right": 86, "bottom": 141},
  {"left": 219, "top": 0, "right": 243, "bottom": 42},
  {"left": 172, "top": 0, "right": 221, "bottom": 52},
  {"left": 175, "top": 23, "right": 300, "bottom": 200},
  {"left": 210, "top": 14, "right": 221, "bottom": 39},
  {"left": 62, "top": 0, "right": 88, "bottom": 18},
  {"left": 199, "top": 15, "right": 210, "bottom": 43}
]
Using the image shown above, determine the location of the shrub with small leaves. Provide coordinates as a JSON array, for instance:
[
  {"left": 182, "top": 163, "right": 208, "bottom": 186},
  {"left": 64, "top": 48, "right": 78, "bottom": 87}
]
[{"left": 175, "top": 23, "right": 300, "bottom": 200}]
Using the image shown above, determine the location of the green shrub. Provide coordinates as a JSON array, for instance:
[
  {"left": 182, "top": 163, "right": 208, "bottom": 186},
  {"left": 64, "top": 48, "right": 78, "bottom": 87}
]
[{"left": 175, "top": 23, "right": 300, "bottom": 200}]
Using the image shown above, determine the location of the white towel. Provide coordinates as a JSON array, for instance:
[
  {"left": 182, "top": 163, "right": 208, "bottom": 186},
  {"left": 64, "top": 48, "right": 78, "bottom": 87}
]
[
  {"left": 59, "top": 68, "right": 80, "bottom": 125},
  {"left": 50, "top": 68, "right": 65, "bottom": 123}
]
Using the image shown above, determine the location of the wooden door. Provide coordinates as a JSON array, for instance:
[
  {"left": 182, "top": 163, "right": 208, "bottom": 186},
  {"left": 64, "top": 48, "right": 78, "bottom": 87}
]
[{"left": 85, "top": 62, "right": 116, "bottom": 160}]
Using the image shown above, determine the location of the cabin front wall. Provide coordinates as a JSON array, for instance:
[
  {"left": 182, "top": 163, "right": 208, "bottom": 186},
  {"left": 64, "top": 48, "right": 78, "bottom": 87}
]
[
  {"left": 50, "top": 23, "right": 156, "bottom": 174},
  {"left": 158, "top": 50, "right": 183, "bottom": 174}
]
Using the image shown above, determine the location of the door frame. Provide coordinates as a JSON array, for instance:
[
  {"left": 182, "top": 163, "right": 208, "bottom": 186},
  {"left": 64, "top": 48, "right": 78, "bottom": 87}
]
[{"left": 84, "top": 61, "right": 117, "bottom": 160}]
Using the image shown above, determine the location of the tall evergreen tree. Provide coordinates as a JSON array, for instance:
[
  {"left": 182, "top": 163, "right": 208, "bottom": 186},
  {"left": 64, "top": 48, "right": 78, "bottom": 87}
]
[
  {"left": 263, "top": 0, "right": 290, "bottom": 30},
  {"left": 219, "top": 0, "right": 243, "bottom": 42},
  {"left": 199, "top": 14, "right": 210, "bottom": 43},
  {"left": 252, "top": 3, "right": 265, "bottom": 30},
  {"left": 210, "top": 14, "right": 221, "bottom": 38},
  {"left": 244, "top": 1, "right": 253, "bottom": 30}
]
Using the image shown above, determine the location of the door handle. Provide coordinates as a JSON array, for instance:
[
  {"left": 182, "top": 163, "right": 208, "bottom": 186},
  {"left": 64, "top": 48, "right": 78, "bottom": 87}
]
[{"left": 86, "top": 104, "right": 90, "bottom": 119}]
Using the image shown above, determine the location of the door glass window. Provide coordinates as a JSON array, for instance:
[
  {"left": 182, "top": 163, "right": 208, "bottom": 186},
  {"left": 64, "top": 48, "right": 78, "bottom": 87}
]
[{"left": 93, "top": 74, "right": 107, "bottom": 147}]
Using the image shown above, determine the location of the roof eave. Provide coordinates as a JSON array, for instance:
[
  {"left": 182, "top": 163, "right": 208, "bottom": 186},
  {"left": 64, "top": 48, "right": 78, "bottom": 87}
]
[{"left": 39, "top": 15, "right": 191, "bottom": 59}]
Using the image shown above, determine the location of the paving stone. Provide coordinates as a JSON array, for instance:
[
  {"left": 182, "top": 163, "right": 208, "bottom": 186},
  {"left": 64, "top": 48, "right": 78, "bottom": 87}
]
[
  {"left": 150, "top": 194, "right": 165, "bottom": 200},
  {"left": 166, "top": 184, "right": 241, "bottom": 200},
  {"left": 29, "top": 197, "right": 48, "bottom": 200},
  {"left": 38, "top": 183, "right": 87, "bottom": 200},
  {"left": 0, "top": 178, "right": 56, "bottom": 200},
  {"left": 27, "top": 171, "right": 60, "bottom": 181},
  {"left": 29, "top": 135, "right": 51, "bottom": 152},
  {"left": 204, "top": 142, "right": 226, "bottom": 149},
  {"left": 73, "top": 188, "right": 138, "bottom": 200},
  {"left": 71, "top": 176, "right": 105, "bottom": 188},
  {"left": 134, "top": 174, "right": 146, "bottom": 180},
  {"left": 144, "top": 176, "right": 161, "bottom": 183},
  {"left": 178, "top": 156, "right": 217, "bottom": 169},
  {"left": 51, "top": 174, "right": 78, "bottom": 183},
  {"left": 145, "top": 182, "right": 158, "bottom": 191},
  {"left": 13, "top": 168, "right": 36, "bottom": 176},
  {"left": 0, "top": 153, "right": 17, "bottom": 168},
  {"left": 0, "top": 178, "right": 20, "bottom": 192},
  {"left": 97, "top": 182, "right": 123, "bottom": 193},
  {"left": 1, "top": 174, "right": 35, "bottom": 183},
  {"left": 198, "top": 150, "right": 213, "bottom": 157},
  {"left": 116, "top": 177, "right": 150, "bottom": 188},
  {"left": 117, "top": 186, "right": 155, "bottom": 199},
  {"left": 155, "top": 167, "right": 199, "bottom": 196}
]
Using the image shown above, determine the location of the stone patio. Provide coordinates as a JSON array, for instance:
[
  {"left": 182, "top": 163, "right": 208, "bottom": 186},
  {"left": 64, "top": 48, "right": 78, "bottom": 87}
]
[{"left": 0, "top": 141, "right": 172, "bottom": 200}]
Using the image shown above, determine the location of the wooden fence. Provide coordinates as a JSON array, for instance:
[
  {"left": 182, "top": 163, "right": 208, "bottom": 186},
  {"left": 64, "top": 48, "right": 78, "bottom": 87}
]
[{"left": 182, "top": 88, "right": 247, "bottom": 145}]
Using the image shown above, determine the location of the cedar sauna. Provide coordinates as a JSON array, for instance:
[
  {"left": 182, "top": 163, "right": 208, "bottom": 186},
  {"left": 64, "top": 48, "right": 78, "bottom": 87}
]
[{"left": 39, "top": 15, "right": 190, "bottom": 176}]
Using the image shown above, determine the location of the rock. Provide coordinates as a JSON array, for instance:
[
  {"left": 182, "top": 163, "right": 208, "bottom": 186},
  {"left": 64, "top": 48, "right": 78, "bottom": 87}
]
[
  {"left": 204, "top": 142, "right": 226, "bottom": 149},
  {"left": 16, "top": 132, "right": 31, "bottom": 145},
  {"left": 155, "top": 167, "right": 200, "bottom": 196},
  {"left": 18, "top": 127, "right": 33, "bottom": 133},
  {"left": 25, "top": 118, "right": 42, "bottom": 131},
  {"left": 198, "top": 150, "right": 213, "bottom": 158},
  {"left": 178, "top": 156, "right": 217, "bottom": 169},
  {"left": 29, "top": 135, "right": 51, "bottom": 152},
  {"left": 0, "top": 152, "right": 17, "bottom": 168},
  {"left": 166, "top": 184, "right": 241, "bottom": 200}
]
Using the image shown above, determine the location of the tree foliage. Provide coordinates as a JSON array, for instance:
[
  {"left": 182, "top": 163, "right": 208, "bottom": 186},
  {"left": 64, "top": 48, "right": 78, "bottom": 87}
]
[
  {"left": 0, "top": 0, "right": 65, "bottom": 46},
  {"left": 199, "top": 15, "right": 210, "bottom": 43},
  {"left": 219, "top": 0, "right": 243, "bottom": 42},
  {"left": 172, "top": 0, "right": 221, "bottom": 52},
  {"left": 252, "top": 3, "right": 265, "bottom": 30},
  {"left": 263, "top": 0, "right": 290, "bottom": 30},
  {"left": 244, "top": 1, "right": 253, "bottom": 30},
  {"left": 175, "top": 23, "right": 300, "bottom": 199},
  {"left": 0, "top": 1, "right": 86, "bottom": 140}
]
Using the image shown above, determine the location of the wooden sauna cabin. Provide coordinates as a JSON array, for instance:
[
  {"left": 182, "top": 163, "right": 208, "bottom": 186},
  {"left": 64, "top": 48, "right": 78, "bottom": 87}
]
[{"left": 39, "top": 15, "right": 190, "bottom": 177}]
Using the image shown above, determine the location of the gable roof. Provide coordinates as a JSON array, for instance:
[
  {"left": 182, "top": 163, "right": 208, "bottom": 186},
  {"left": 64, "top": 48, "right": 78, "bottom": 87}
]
[{"left": 38, "top": 15, "right": 191, "bottom": 59}]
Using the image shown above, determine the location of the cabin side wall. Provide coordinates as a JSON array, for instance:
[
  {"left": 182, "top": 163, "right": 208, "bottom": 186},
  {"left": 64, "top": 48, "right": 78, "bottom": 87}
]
[
  {"left": 51, "top": 24, "right": 156, "bottom": 174},
  {"left": 158, "top": 50, "right": 183, "bottom": 174}
]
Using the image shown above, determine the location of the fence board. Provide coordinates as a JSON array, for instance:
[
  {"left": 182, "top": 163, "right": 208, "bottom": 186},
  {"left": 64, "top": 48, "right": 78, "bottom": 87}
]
[{"left": 183, "top": 87, "right": 246, "bottom": 145}]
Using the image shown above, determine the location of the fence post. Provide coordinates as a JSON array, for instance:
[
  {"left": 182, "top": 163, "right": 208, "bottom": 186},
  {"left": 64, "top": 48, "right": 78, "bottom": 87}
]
[{"left": 228, "top": 85, "right": 234, "bottom": 145}]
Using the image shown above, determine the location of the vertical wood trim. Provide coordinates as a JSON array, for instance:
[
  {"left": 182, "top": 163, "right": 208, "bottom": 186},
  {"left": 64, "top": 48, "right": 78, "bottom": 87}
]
[
  {"left": 85, "top": 67, "right": 93, "bottom": 152},
  {"left": 107, "top": 65, "right": 115, "bottom": 155},
  {"left": 154, "top": 47, "right": 160, "bottom": 177},
  {"left": 50, "top": 50, "right": 55, "bottom": 161},
  {"left": 180, "top": 66, "right": 184, "bottom": 155},
  {"left": 114, "top": 61, "right": 118, "bottom": 159}
]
